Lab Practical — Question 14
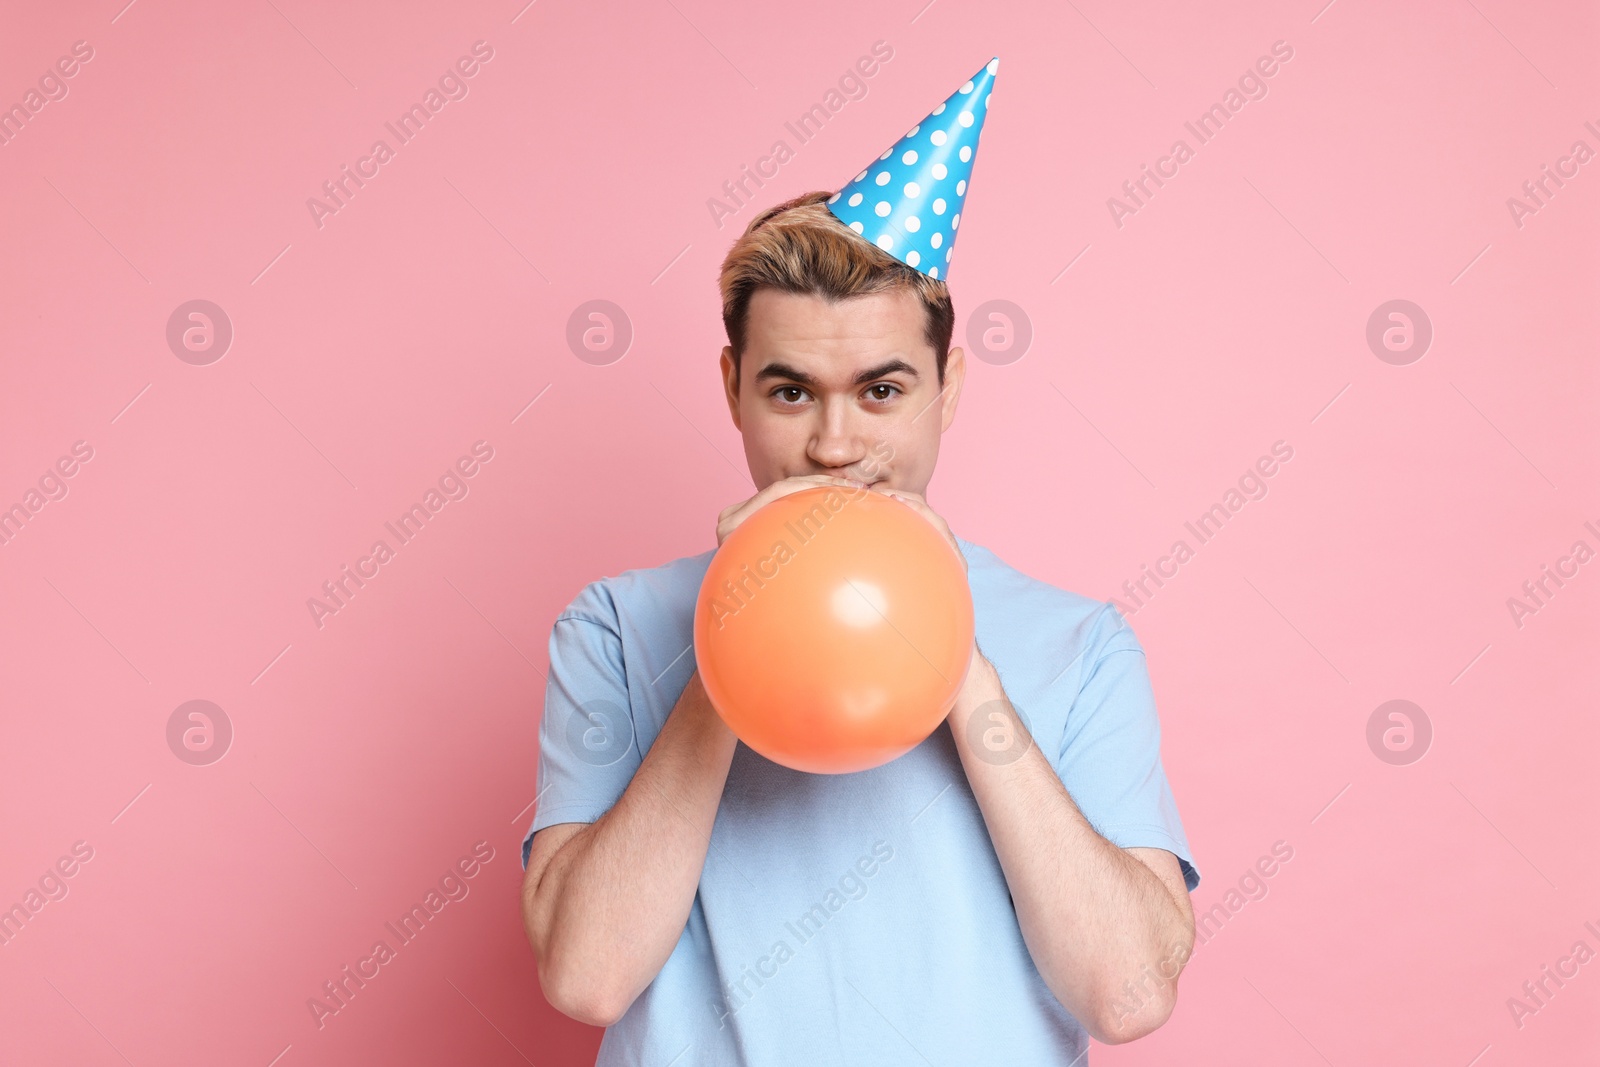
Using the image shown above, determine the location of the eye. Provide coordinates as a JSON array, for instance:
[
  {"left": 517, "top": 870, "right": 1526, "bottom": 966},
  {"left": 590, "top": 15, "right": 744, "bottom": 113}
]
[
  {"left": 772, "top": 386, "right": 809, "bottom": 405},
  {"left": 866, "top": 383, "right": 901, "bottom": 402}
]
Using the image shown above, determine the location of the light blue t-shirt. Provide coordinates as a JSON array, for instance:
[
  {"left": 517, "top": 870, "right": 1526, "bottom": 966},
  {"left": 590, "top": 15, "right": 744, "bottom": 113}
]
[{"left": 522, "top": 536, "right": 1199, "bottom": 1065}]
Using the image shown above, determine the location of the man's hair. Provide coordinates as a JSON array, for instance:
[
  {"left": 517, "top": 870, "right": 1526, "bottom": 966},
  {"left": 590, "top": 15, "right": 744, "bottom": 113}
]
[{"left": 718, "top": 190, "right": 955, "bottom": 385}]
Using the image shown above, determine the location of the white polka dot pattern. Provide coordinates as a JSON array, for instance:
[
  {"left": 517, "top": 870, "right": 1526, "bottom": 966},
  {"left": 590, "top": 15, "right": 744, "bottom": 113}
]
[{"left": 825, "top": 56, "right": 997, "bottom": 282}]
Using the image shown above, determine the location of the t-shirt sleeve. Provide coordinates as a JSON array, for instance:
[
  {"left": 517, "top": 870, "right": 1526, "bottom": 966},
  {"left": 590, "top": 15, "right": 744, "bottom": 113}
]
[
  {"left": 520, "top": 609, "right": 644, "bottom": 870},
  {"left": 1052, "top": 607, "right": 1200, "bottom": 892}
]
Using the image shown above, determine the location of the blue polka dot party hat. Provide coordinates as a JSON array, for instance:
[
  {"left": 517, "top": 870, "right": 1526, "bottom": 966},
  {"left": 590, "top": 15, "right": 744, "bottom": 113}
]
[{"left": 827, "top": 56, "right": 997, "bottom": 281}]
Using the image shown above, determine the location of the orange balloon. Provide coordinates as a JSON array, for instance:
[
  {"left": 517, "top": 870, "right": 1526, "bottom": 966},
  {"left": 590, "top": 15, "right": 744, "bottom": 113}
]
[{"left": 694, "top": 485, "right": 975, "bottom": 774}]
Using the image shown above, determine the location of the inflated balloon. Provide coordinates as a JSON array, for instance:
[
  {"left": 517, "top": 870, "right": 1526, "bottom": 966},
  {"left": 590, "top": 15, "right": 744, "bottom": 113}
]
[{"left": 694, "top": 485, "right": 975, "bottom": 774}]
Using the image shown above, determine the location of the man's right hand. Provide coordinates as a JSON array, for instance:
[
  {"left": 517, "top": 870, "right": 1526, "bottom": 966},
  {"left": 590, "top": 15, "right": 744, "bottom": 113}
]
[{"left": 715, "top": 474, "right": 867, "bottom": 547}]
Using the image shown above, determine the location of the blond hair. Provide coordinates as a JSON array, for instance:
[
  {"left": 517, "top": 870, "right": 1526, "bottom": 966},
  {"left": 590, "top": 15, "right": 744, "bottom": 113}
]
[{"left": 718, "top": 190, "right": 955, "bottom": 384}]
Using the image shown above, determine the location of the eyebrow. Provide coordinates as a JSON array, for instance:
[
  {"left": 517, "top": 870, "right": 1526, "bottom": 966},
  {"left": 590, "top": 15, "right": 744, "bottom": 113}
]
[{"left": 751, "top": 358, "right": 921, "bottom": 388}]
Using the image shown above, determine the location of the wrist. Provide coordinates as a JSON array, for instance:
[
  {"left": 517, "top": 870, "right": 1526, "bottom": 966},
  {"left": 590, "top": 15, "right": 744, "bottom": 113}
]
[{"left": 957, "top": 643, "right": 998, "bottom": 698}]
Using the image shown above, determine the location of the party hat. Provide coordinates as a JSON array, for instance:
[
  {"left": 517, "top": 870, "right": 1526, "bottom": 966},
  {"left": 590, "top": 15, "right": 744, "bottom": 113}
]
[{"left": 827, "top": 57, "right": 998, "bottom": 281}]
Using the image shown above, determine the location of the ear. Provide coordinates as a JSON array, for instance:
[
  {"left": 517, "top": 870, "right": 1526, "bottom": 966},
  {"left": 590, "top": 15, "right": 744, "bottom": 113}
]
[
  {"left": 939, "top": 346, "right": 967, "bottom": 432},
  {"left": 720, "top": 346, "right": 743, "bottom": 431}
]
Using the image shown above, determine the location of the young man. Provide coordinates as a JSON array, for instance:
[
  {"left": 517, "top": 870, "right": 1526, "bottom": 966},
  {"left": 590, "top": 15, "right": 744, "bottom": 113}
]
[{"left": 521, "top": 61, "right": 1199, "bottom": 1065}]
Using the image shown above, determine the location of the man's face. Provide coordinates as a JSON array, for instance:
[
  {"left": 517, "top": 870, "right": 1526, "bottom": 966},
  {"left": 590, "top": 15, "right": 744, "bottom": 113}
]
[{"left": 720, "top": 287, "right": 966, "bottom": 496}]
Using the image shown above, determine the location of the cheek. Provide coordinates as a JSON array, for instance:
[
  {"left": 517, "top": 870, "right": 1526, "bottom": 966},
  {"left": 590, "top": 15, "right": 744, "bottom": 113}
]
[
  {"left": 739, "top": 407, "right": 805, "bottom": 466},
  {"left": 901, "top": 411, "right": 943, "bottom": 458},
  {"left": 873, "top": 423, "right": 938, "bottom": 485}
]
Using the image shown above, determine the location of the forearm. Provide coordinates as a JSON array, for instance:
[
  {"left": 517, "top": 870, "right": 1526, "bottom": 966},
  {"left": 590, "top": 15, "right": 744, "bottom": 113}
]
[
  {"left": 949, "top": 654, "right": 1192, "bottom": 1041},
  {"left": 526, "top": 670, "right": 737, "bottom": 1022}
]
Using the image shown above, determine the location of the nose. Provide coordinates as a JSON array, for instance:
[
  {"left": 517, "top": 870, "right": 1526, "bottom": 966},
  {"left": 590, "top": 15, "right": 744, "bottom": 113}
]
[{"left": 806, "top": 399, "right": 869, "bottom": 475}]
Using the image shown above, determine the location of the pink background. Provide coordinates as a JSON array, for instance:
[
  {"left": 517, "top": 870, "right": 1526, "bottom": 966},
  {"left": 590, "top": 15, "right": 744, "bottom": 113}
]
[{"left": 1, "top": 0, "right": 1595, "bottom": 1063}]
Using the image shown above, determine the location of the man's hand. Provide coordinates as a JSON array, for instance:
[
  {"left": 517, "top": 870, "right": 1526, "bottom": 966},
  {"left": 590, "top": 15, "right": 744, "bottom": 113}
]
[{"left": 716, "top": 474, "right": 867, "bottom": 546}]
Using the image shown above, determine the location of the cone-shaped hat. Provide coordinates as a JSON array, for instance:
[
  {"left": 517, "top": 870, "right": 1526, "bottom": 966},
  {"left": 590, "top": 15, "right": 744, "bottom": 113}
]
[{"left": 826, "top": 57, "right": 998, "bottom": 281}]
